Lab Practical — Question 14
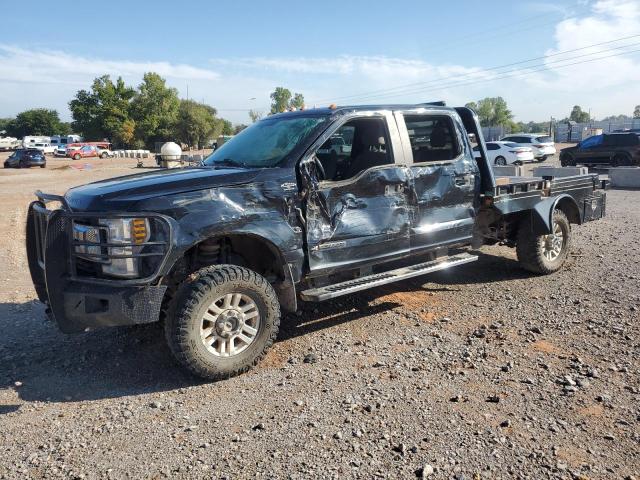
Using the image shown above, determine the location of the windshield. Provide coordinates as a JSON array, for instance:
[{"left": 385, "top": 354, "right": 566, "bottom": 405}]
[
  {"left": 535, "top": 136, "right": 552, "bottom": 143},
  {"left": 204, "top": 115, "right": 328, "bottom": 168}
]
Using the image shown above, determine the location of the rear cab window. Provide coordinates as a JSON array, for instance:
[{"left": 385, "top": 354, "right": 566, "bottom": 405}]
[{"left": 404, "top": 114, "right": 461, "bottom": 163}]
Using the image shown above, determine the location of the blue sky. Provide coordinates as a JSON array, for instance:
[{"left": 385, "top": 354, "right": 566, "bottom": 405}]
[{"left": 1, "top": 0, "right": 639, "bottom": 123}]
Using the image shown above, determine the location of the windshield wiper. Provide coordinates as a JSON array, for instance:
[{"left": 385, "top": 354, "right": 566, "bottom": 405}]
[{"left": 214, "top": 158, "right": 248, "bottom": 169}]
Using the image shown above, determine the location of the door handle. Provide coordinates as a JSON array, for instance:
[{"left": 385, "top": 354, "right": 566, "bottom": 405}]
[
  {"left": 384, "top": 184, "right": 405, "bottom": 196},
  {"left": 454, "top": 174, "right": 473, "bottom": 186}
]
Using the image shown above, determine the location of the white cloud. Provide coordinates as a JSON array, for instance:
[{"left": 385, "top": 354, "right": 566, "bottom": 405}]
[{"left": 0, "top": 45, "right": 220, "bottom": 86}]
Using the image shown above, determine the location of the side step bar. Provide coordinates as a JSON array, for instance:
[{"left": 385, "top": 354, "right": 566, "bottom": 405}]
[{"left": 300, "top": 252, "right": 478, "bottom": 302}]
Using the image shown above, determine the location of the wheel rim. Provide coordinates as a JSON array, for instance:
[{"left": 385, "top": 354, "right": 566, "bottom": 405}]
[
  {"left": 541, "top": 221, "right": 565, "bottom": 261},
  {"left": 496, "top": 157, "right": 506, "bottom": 165},
  {"left": 200, "top": 293, "right": 260, "bottom": 357}
]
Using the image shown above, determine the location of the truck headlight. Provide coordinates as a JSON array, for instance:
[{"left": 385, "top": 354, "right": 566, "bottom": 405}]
[{"left": 100, "top": 218, "right": 150, "bottom": 278}]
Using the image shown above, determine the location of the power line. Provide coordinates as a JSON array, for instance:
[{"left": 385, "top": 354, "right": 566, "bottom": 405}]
[
  {"left": 347, "top": 46, "right": 640, "bottom": 103},
  {"left": 308, "top": 33, "right": 640, "bottom": 105}
]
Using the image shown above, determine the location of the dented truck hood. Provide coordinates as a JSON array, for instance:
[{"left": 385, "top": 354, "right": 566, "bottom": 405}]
[{"left": 64, "top": 166, "right": 261, "bottom": 211}]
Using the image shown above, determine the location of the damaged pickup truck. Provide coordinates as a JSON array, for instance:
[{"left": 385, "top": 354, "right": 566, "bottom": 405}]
[{"left": 26, "top": 104, "right": 607, "bottom": 379}]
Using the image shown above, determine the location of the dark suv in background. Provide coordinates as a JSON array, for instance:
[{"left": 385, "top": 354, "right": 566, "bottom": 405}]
[
  {"left": 560, "top": 132, "right": 640, "bottom": 167},
  {"left": 3, "top": 148, "right": 47, "bottom": 168}
]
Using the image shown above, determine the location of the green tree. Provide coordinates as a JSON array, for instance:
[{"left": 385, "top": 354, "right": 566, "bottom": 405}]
[
  {"left": 600, "top": 114, "right": 631, "bottom": 122},
  {"left": 248, "top": 109, "right": 264, "bottom": 123},
  {"left": 69, "top": 75, "right": 135, "bottom": 144},
  {"left": 4, "top": 109, "right": 66, "bottom": 137},
  {"left": 234, "top": 124, "right": 248, "bottom": 134},
  {"left": 175, "top": 99, "right": 221, "bottom": 148},
  {"left": 118, "top": 119, "right": 136, "bottom": 146},
  {"left": 569, "top": 105, "right": 590, "bottom": 123},
  {"left": 634, "top": 105, "right": 640, "bottom": 118},
  {"left": 465, "top": 97, "right": 513, "bottom": 127},
  {"left": 219, "top": 119, "right": 234, "bottom": 136},
  {"left": 0, "top": 117, "right": 13, "bottom": 134},
  {"left": 270, "top": 87, "right": 292, "bottom": 114},
  {"left": 130, "top": 72, "right": 180, "bottom": 148},
  {"left": 290, "top": 93, "right": 305, "bottom": 109}
]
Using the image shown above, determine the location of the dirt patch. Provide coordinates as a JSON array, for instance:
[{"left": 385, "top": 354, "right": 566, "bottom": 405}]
[
  {"left": 577, "top": 404, "right": 605, "bottom": 417},
  {"left": 531, "top": 339, "right": 564, "bottom": 356}
]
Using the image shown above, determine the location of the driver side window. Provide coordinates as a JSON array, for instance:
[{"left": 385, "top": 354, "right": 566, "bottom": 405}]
[{"left": 315, "top": 117, "right": 392, "bottom": 182}]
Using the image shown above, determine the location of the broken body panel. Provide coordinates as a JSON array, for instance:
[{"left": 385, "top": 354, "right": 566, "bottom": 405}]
[{"left": 25, "top": 104, "right": 607, "bottom": 333}]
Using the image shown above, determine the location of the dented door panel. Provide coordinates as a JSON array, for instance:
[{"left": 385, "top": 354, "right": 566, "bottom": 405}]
[
  {"left": 306, "top": 166, "right": 411, "bottom": 273},
  {"left": 394, "top": 111, "right": 480, "bottom": 250},
  {"left": 409, "top": 159, "right": 478, "bottom": 248}
]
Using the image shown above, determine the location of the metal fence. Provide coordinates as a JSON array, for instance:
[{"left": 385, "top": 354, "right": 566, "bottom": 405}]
[
  {"left": 481, "top": 126, "right": 508, "bottom": 141},
  {"left": 554, "top": 119, "right": 640, "bottom": 143}
]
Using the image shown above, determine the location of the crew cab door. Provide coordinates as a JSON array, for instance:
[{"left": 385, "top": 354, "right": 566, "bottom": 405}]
[
  {"left": 303, "top": 112, "right": 411, "bottom": 273},
  {"left": 394, "top": 111, "right": 480, "bottom": 251}
]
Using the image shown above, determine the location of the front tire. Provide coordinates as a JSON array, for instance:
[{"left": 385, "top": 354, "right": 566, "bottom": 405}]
[
  {"left": 73, "top": 154, "right": 81, "bottom": 160},
  {"left": 516, "top": 209, "right": 571, "bottom": 274},
  {"left": 165, "top": 265, "right": 280, "bottom": 380}
]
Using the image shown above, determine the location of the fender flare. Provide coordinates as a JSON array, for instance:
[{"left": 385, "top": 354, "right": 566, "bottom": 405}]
[
  {"left": 530, "top": 194, "right": 580, "bottom": 235},
  {"left": 169, "top": 231, "right": 299, "bottom": 313}
]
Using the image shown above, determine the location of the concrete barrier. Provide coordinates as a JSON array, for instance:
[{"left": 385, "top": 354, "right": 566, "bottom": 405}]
[
  {"left": 492, "top": 165, "right": 522, "bottom": 177},
  {"left": 609, "top": 167, "right": 640, "bottom": 188},
  {"left": 532, "top": 166, "right": 589, "bottom": 178}
]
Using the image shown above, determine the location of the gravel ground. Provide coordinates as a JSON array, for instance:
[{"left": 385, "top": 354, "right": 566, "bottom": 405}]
[{"left": 0, "top": 152, "right": 638, "bottom": 479}]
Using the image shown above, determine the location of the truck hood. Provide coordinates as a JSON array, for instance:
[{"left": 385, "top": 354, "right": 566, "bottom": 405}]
[{"left": 65, "top": 166, "right": 261, "bottom": 211}]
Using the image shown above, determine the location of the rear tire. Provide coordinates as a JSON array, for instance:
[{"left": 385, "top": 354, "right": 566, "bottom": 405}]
[
  {"left": 495, "top": 156, "right": 507, "bottom": 166},
  {"left": 40, "top": 164, "right": 46, "bottom": 168},
  {"left": 612, "top": 153, "right": 631, "bottom": 167},
  {"left": 516, "top": 209, "right": 571, "bottom": 274},
  {"left": 538, "top": 155, "right": 547, "bottom": 162},
  {"left": 165, "top": 265, "right": 280, "bottom": 380},
  {"left": 560, "top": 153, "right": 575, "bottom": 167},
  {"left": 73, "top": 154, "right": 81, "bottom": 160},
  {"left": 100, "top": 152, "right": 108, "bottom": 159}
]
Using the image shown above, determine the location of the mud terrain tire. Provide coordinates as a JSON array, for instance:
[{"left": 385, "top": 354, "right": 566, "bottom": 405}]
[{"left": 165, "top": 265, "right": 280, "bottom": 380}]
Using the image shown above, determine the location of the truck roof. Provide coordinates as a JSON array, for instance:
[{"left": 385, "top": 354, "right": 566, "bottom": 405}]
[{"left": 270, "top": 103, "right": 454, "bottom": 119}]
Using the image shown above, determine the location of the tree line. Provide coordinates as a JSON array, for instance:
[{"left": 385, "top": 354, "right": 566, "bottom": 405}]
[
  {"left": 2, "top": 86, "right": 637, "bottom": 146},
  {"left": 0, "top": 76, "right": 308, "bottom": 149},
  {"left": 465, "top": 97, "right": 640, "bottom": 133}
]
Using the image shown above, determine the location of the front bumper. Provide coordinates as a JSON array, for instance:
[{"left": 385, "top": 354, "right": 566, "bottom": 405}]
[{"left": 26, "top": 196, "right": 171, "bottom": 333}]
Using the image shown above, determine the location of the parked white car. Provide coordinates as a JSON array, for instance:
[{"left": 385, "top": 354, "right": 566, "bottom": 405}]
[
  {"left": 474, "top": 141, "right": 535, "bottom": 165},
  {"left": 499, "top": 134, "right": 556, "bottom": 161},
  {"left": 33, "top": 143, "right": 56, "bottom": 155},
  {"left": 55, "top": 145, "right": 68, "bottom": 156},
  {"left": 317, "top": 135, "right": 352, "bottom": 156},
  {"left": 96, "top": 146, "right": 114, "bottom": 158}
]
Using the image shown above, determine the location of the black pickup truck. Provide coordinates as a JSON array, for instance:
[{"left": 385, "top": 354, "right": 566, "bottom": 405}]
[{"left": 26, "top": 104, "right": 607, "bottom": 379}]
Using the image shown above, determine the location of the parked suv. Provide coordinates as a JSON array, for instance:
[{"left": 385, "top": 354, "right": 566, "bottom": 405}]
[
  {"left": 4, "top": 148, "right": 46, "bottom": 168},
  {"left": 560, "top": 132, "right": 640, "bottom": 167},
  {"left": 499, "top": 133, "right": 556, "bottom": 161}
]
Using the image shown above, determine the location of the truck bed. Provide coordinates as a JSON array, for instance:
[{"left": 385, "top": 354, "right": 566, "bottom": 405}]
[{"left": 492, "top": 173, "right": 607, "bottom": 218}]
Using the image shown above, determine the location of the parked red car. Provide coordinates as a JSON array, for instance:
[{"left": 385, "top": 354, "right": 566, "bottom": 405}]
[{"left": 67, "top": 145, "right": 99, "bottom": 160}]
